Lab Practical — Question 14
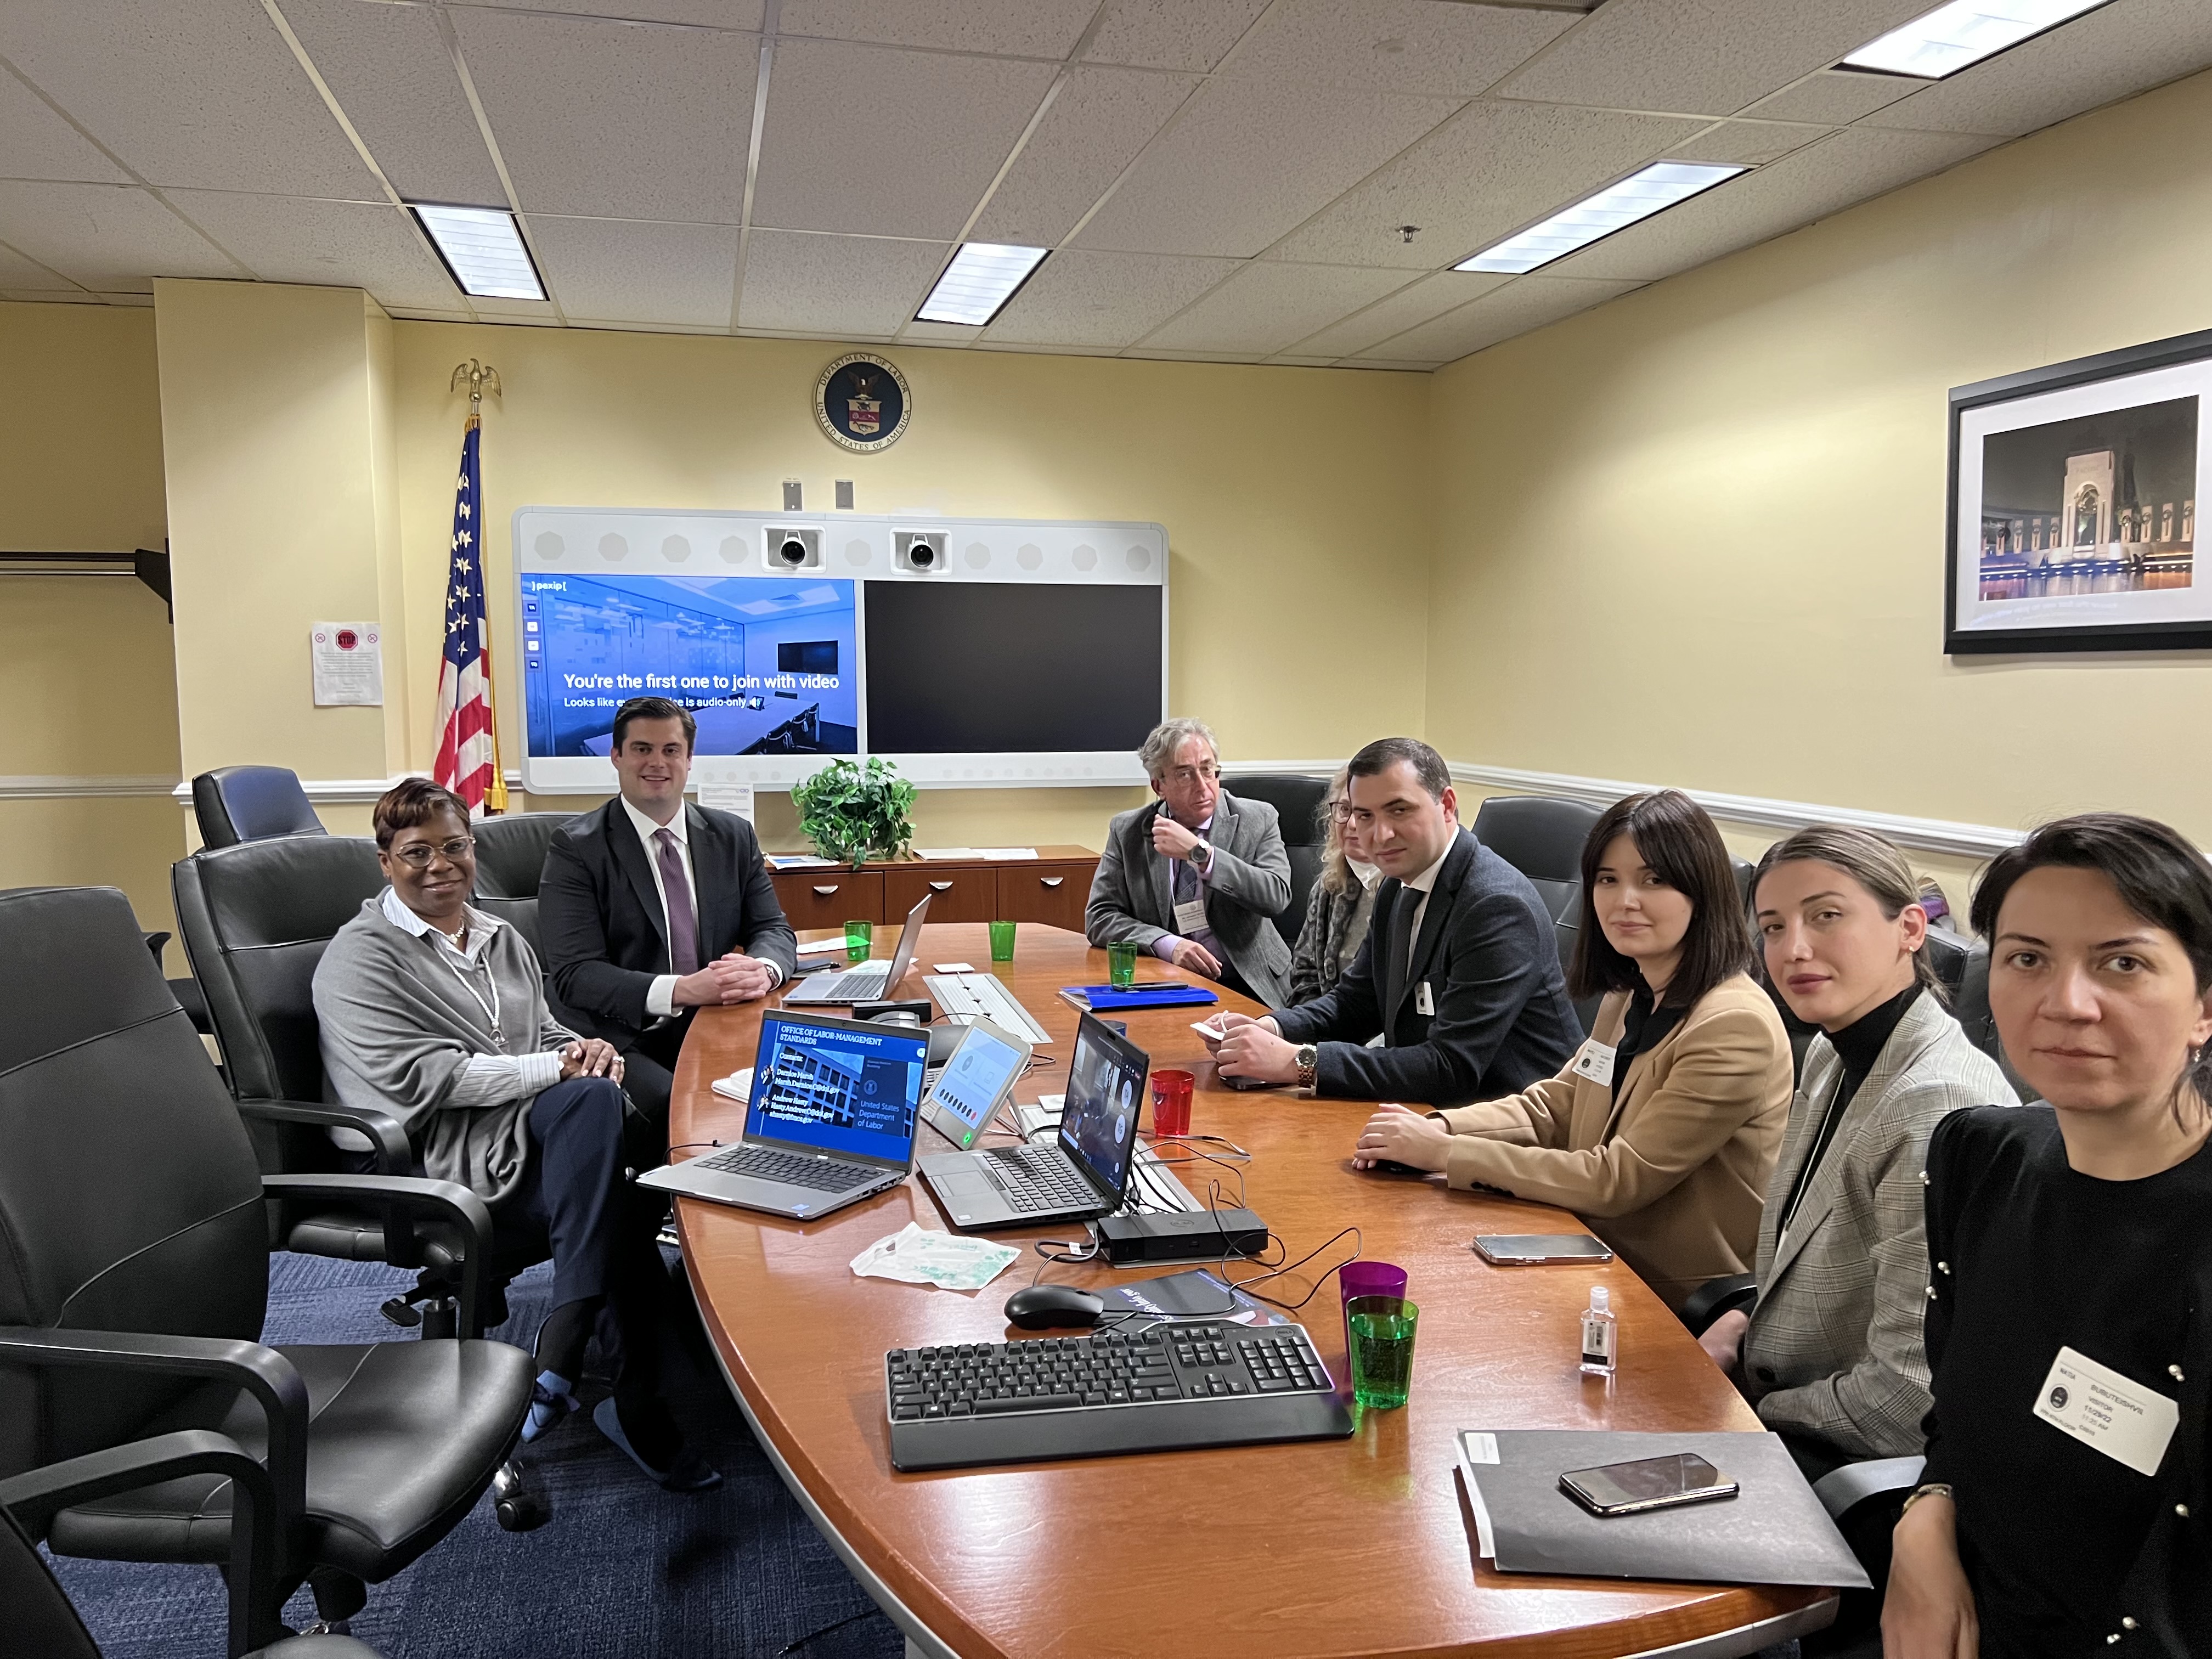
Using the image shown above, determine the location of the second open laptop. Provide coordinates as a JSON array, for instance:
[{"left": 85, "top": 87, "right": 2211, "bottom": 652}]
[
  {"left": 783, "top": 891, "right": 931, "bottom": 1004},
  {"left": 636, "top": 1008, "right": 928, "bottom": 1221},
  {"left": 918, "top": 1012, "right": 1148, "bottom": 1230}
]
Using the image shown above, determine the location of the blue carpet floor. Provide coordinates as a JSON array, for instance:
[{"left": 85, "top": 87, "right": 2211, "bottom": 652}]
[{"left": 47, "top": 1251, "right": 904, "bottom": 1659}]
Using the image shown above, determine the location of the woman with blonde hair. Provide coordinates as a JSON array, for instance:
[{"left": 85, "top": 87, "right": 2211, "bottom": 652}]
[{"left": 1286, "top": 766, "right": 1381, "bottom": 1004}]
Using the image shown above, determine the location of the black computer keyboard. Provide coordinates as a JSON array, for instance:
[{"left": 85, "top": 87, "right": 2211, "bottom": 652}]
[
  {"left": 693, "top": 1143, "right": 869, "bottom": 1193},
  {"left": 984, "top": 1144, "right": 1096, "bottom": 1212},
  {"left": 884, "top": 1318, "right": 1354, "bottom": 1470}
]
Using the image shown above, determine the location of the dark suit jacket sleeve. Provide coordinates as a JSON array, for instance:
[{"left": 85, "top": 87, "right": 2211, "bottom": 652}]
[
  {"left": 730, "top": 817, "right": 797, "bottom": 975},
  {"left": 539, "top": 830, "right": 653, "bottom": 1034},
  {"left": 1273, "top": 928, "right": 1384, "bottom": 1045},
  {"left": 1305, "top": 887, "right": 1556, "bottom": 1105}
]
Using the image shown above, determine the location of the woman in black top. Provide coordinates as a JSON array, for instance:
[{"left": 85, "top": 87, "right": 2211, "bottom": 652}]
[{"left": 1885, "top": 814, "right": 2212, "bottom": 1659}]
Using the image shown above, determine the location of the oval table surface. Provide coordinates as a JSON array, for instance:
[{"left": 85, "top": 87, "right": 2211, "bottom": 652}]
[{"left": 669, "top": 922, "right": 1832, "bottom": 1659}]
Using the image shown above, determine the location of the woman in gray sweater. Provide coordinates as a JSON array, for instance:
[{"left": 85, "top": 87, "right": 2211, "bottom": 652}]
[{"left": 314, "top": 778, "right": 716, "bottom": 1492}]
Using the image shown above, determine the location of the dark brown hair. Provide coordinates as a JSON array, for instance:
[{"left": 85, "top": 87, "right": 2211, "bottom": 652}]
[
  {"left": 372, "top": 777, "right": 472, "bottom": 850},
  {"left": 1346, "top": 737, "right": 1449, "bottom": 800},
  {"left": 1570, "top": 789, "right": 1752, "bottom": 1008},
  {"left": 1753, "top": 823, "right": 1940, "bottom": 996},
  {"left": 611, "top": 695, "right": 696, "bottom": 753}
]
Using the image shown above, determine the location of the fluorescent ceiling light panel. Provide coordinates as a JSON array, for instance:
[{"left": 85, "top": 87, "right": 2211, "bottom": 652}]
[
  {"left": 916, "top": 243, "right": 1048, "bottom": 326},
  {"left": 1457, "top": 162, "right": 1746, "bottom": 275},
  {"left": 409, "top": 203, "right": 546, "bottom": 301},
  {"left": 1842, "top": 0, "right": 2112, "bottom": 80}
]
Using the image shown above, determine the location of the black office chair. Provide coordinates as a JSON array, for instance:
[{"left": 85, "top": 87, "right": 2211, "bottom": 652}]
[
  {"left": 1227, "top": 774, "right": 1330, "bottom": 948},
  {"left": 1471, "top": 794, "right": 1606, "bottom": 1031},
  {"left": 2, "top": 1437, "right": 385, "bottom": 1659},
  {"left": 1949, "top": 934, "right": 2037, "bottom": 1103},
  {"left": 469, "top": 811, "right": 576, "bottom": 962},
  {"left": 0, "top": 886, "right": 537, "bottom": 1654},
  {"left": 193, "top": 767, "right": 329, "bottom": 850}
]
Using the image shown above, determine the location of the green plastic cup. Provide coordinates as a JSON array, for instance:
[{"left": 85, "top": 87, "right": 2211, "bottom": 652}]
[
  {"left": 989, "top": 919, "right": 1017, "bottom": 963},
  {"left": 843, "top": 919, "right": 873, "bottom": 964},
  {"left": 1348, "top": 1297, "right": 1418, "bottom": 1410},
  {"left": 1107, "top": 939, "right": 1139, "bottom": 988}
]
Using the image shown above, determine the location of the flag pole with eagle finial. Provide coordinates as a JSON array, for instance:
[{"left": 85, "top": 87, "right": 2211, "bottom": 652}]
[{"left": 433, "top": 359, "right": 508, "bottom": 815}]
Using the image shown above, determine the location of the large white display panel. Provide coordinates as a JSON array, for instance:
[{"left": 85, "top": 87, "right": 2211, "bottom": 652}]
[{"left": 513, "top": 506, "right": 1167, "bottom": 794}]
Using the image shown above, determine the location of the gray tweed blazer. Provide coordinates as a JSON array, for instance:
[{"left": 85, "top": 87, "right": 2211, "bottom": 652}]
[{"left": 1740, "top": 992, "right": 2018, "bottom": 1460}]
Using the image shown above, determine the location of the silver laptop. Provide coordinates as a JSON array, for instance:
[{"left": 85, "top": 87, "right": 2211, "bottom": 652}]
[
  {"left": 782, "top": 891, "right": 931, "bottom": 1004},
  {"left": 637, "top": 1009, "right": 928, "bottom": 1220}
]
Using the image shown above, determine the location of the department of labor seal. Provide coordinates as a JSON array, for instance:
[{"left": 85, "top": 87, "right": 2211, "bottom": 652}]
[{"left": 815, "top": 352, "right": 910, "bottom": 453}]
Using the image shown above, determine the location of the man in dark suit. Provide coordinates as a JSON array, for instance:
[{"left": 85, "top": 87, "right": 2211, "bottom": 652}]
[
  {"left": 539, "top": 696, "right": 797, "bottom": 1131},
  {"left": 1212, "top": 737, "right": 1579, "bottom": 1106}
]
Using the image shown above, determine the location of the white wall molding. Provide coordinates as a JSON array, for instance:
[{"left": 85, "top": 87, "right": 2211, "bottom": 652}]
[
  {"left": 168, "top": 776, "right": 405, "bottom": 808},
  {"left": 1448, "top": 761, "right": 2026, "bottom": 861},
  {"left": 2, "top": 774, "right": 180, "bottom": 800}
]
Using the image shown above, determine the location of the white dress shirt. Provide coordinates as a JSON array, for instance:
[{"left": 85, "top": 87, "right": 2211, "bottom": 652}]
[{"left": 621, "top": 794, "right": 781, "bottom": 1018}]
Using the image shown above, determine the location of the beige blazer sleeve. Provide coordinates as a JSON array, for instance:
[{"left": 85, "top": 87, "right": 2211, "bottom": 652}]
[
  {"left": 1436, "top": 994, "right": 1781, "bottom": 1221},
  {"left": 1428, "top": 992, "right": 1618, "bottom": 1155}
]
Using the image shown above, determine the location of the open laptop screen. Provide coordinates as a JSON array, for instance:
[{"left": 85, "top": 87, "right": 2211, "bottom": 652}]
[
  {"left": 1059, "top": 1012, "right": 1148, "bottom": 1199},
  {"left": 747, "top": 1011, "right": 929, "bottom": 1166}
]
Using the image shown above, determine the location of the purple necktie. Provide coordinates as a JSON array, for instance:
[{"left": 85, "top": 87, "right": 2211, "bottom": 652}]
[{"left": 654, "top": 827, "right": 701, "bottom": 975}]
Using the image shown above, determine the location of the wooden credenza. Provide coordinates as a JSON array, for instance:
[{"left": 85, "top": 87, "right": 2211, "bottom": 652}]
[{"left": 768, "top": 844, "right": 1096, "bottom": 934}]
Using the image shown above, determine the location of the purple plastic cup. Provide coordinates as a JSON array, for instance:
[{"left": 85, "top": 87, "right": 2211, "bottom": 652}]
[{"left": 1339, "top": 1260, "right": 1408, "bottom": 1355}]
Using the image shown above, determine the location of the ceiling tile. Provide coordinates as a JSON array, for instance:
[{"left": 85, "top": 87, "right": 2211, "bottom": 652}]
[
  {"left": 452, "top": 7, "right": 758, "bottom": 221},
  {"left": 0, "top": 0, "right": 382, "bottom": 196},
  {"left": 1858, "top": 0, "right": 2212, "bottom": 138},
  {"left": 453, "top": 0, "right": 765, "bottom": 26},
  {"left": 899, "top": 319, "right": 981, "bottom": 344},
  {"left": 1284, "top": 269, "right": 1513, "bottom": 357},
  {"left": 1745, "top": 69, "right": 1920, "bottom": 125},
  {"left": 779, "top": 0, "right": 1096, "bottom": 58},
  {"left": 751, "top": 40, "right": 1057, "bottom": 239},
  {"left": 0, "top": 63, "right": 130, "bottom": 183},
  {"left": 968, "top": 67, "right": 1197, "bottom": 246},
  {"left": 1142, "top": 260, "right": 1406, "bottom": 353},
  {"left": 1122, "top": 346, "right": 1267, "bottom": 362},
  {"left": 1075, "top": 78, "right": 1461, "bottom": 257},
  {"left": 1269, "top": 99, "right": 1706, "bottom": 269},
  {"left": 1357, "top": 274, "right": 1643, "bottom": 362},
  {"left": 982, "top": 248, "right": 1239, "bottom": 347},
  {"left": 1345, "top": 357, "right": 1441, "bottom": 371},
  {"left": 1083, "top": 0, "right": 1272, "bottom": 72},
  {"left": 0, "top": 181, "right": 239, "bottom": 290},
  {"left": 1670, "top": 118, "right": 1832, "bottom": 166},
  {"left": 529, "top": 215, "right": 740, "bottom": 326},
  {"left": 0, "top": 236, "right": 78, "bottom": 287},
  {"left": 2, "top": 287, "right": 99, "bottom": 302},
  {"left": 1490, "top": 0, "right": 1934, "bottom": 117},
  {"left": 737, "top": 229, "right": 947, "bottom": 334},
  {"left": 1218, "top": 0, "right": 1575, "bottom": 95},
  {"left": 1543, "top": 125, "right": 2000, "bottom": 282},
  {"left": 165, "top": 190, "right": 458, "bottom": 308},
  {"left": 278, "top": 0, "right": 504, "bottom": 206}
]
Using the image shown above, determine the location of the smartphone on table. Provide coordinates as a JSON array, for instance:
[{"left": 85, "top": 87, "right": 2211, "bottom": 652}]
[{"left": 1559, "top": 1453, "right": 1739, "bottom": 1517}]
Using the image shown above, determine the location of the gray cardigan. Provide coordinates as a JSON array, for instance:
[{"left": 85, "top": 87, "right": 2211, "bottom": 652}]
[{"left": 313, "top": 894, "right": 577, "bottom": 1206}]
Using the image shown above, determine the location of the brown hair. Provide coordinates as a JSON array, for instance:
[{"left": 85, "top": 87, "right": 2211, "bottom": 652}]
[
  {"left": 611, "top": 695, "right": 696, "bottom": 753},
  {"left": 1570, "top": 789, "right": 1752, "bottom": 1008},
  {"left": 372, "top": 777, "right": 472, "bottom": 850},
  {"left": 1752, "top": 823, "right": 1939, "bottom": 996}
]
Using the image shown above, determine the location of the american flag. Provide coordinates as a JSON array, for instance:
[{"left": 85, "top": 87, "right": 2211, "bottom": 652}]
[{"left": 431, "top": 415, "right": 507, "bottom": 814}]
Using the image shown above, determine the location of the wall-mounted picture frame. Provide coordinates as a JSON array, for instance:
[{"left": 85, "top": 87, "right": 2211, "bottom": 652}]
[{"left": 1946, "top": 326, "right": 2211, "bottom": 654}]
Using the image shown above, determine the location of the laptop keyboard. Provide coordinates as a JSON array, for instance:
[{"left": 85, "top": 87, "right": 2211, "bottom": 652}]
[
  {"left": 803, "top": 963, "right": 888, "bottom": 1000},
  {"left": 695, "top": 1143, "right": 871, "bottom": 1193},
  {"left": 983, "top": 1144, "right": 1097, "bottom": 1212}
]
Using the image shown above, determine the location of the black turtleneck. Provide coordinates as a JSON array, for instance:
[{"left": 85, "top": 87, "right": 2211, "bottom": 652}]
[
  {"left": 1610, "top": 981, "right": 1685, "bottom": 1101},
  {"left": 1775, "top": 981, "right": 1921, "bottom": 1238}
]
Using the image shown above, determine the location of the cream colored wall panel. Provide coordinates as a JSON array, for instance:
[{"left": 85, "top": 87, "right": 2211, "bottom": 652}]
[
  {"left": 1142, "top": 261, "right": 1405, "bottom": 356},
  {"left": 968, "top": 67, "right": 1198, "bottom": 247},
  {"left": 780, "top": 0, "right": 1096, "bottom": 58},
  {"left": 1359, "top": 274, "right": 1640, "bottom": 363},
  {"left": 530, "top": 216, "right": 740, "bottom": 328},
  {"left": 983, "top": 249, "right": 1239, "bottom": 348},
  {"left": 0, "top": 183, "right": 237, "bottom": 292},
  {"left": 1083, "top": 0, "right": 1271, "bottom": 73},
  {"left": 0, "top": 798, "right": 188, "bottom": 964},
  {"left": 1219, "top": 0, "right": 1572, "bottom": 95},
  {"left": 164, "top": 193, "right": 458, "bottom": 311},
  {"left": 737, "top": 231, "right": 947, "bottom": 335}
]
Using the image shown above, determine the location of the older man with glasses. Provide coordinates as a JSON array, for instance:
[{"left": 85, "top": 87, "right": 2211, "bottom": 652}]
[{"left": 1084, "top": 717, "right": 1294, "bottom": 1007}]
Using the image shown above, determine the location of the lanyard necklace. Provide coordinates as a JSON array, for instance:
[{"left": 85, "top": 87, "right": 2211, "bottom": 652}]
[{"left": 433, "top": 931, "right": 504, "bottom": 1047}]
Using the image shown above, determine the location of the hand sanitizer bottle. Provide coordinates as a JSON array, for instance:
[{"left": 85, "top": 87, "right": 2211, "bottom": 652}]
[{"left": 1579, "top": 1285, "right": 1617, "bottom": 1376}]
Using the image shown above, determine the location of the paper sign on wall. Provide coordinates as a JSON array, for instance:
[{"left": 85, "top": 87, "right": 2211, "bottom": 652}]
[
  {"left": 690, "top": 759, "right": 754, "bottom": 823},
  {"left": 311, "top": 623, "right": 383, "bottom": 707}
]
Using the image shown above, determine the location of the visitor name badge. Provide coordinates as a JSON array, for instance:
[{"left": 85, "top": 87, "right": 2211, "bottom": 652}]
[
  {"left": 1572, "top": 1040, "right": 1617, "bottom": 1087},
  {"left": 1173, "top": 898, "right": 1209, "bottom": 935},
  {"left": 2033, "top": 1345, "right": 2179, "bottom": 1477},
  {"left": 1415, "top": 981, "right": 1435, "bottom": 1016}
]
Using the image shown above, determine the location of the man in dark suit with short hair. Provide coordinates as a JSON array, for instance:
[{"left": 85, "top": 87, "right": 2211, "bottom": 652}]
[
  {"left": 1212, "top": 737, "right": 1579, "bottom": 1107},
  {"left": 539, "top": 696, "right": 797, "bottom": 1131}
]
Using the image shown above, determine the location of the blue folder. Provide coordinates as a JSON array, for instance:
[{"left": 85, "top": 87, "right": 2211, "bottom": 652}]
[{"left": 1061, "top": 983, "right": 1220, "bottom": 1011}]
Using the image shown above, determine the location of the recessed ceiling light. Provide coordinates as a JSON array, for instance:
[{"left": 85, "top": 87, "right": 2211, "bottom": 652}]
[
  {"left": 1456, "top": 162, "right": 1746, "bottom": 275},
  {"left": 916, "top": 243, "right": 1048, "bottom": 326},
  {"left": 1842, "top": 0, "right": 2113, "bottom": 80},
  {"left": 409, "top": 203, "right": 546, "bottom": 301}
]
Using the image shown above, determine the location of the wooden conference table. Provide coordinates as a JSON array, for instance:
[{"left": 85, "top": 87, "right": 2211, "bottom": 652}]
[{"left": 668, "top": 922, "right": 1834, "bottom": 1659}]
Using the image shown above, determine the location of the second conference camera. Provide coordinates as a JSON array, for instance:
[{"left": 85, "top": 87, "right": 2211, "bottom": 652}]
[
  {"left": 765, "top": 526, "right": 822, "bottom": 571},
  {"left": 894, "top": 529, "right": 947, "bottom": 573}
]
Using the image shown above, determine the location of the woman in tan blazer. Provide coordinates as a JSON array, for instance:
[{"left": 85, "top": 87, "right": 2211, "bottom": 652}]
[{"left": 1353, "top": 789, "right": 1791, "bottom": 1311}]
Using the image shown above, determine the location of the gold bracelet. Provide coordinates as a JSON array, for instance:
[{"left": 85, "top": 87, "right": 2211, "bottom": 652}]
[{"left": 1900, "top": 1482, "right": 1954, "bottom": 1516}]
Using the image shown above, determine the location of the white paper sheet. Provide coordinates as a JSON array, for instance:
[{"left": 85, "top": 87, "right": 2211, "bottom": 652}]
[{"left": 310, "top": 622, "right": 382, "bottom": 707}]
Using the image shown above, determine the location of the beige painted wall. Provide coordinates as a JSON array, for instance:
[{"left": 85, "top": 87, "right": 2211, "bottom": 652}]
[
  {"left": 1425, "top": 67, "right": 2212, "bottom": 881},
  {"left": 0, "top": 301, "right": 183, "bottom": 957}
]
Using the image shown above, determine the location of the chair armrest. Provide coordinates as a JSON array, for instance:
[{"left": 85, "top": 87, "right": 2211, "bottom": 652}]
[
  {"left": 1679, "top": 1272, "right": 1758, "bottom": 1337},
  {"left": 234, "top": 1098, "right": 414, "bottom": 1176},
  {"left": 1812, "top": 1455, "right": 1927, "bottom": 1523},
  {"left": 262, "top": 1173, "right": 495, "bottom": 1339}
]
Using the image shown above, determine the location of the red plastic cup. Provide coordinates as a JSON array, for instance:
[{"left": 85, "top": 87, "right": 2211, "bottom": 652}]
[
  {"left": 1148, "top": 1068, "right": 1195, "bottom": 1139},
  {"left": 1339, "top": 1259, "right": 1409, "bottom": 1354}
]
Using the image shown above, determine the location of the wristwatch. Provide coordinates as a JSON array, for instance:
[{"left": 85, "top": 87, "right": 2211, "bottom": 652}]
[
  {"left": 1295, "top": 1043, "right": 1318, "bottom": 1090},
  {"left": 1191, "top": 837, "right": 1213, "bottom": 870}
]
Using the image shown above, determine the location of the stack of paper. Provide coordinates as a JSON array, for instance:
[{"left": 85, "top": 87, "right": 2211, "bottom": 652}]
[{"left": 850, "top": 1222, "right": 1021, "bottom": 1291}]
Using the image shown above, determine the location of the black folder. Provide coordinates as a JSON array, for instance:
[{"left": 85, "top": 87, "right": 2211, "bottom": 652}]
[{"left": 1456, "top": 1429, "right": 1870, "bottom": 1590}]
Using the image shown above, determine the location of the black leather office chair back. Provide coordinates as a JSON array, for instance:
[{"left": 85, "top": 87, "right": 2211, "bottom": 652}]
[
  {"left": 191, "top": 768, "right": 329, "bottom": 850},
  {"left": 0, "top": 887, "right": 268, "bottom": 1476},
  {"left": 1949, "top": 933, "right": 2039, "bottom": 1102},
  {"left": 1227, "top": 775, "right": 1331, "bottom": 947},
  {"left": 468, "top": 812, "right": 574, "bottom": 961},
  {"left": 1471, "top": 791, "right": 1605, "bottom": 980},
  {"left": 1, "top": 1506, "right": 101, "bottom": 1659}
]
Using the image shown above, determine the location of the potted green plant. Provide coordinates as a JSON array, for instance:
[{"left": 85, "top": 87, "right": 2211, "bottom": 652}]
[{"left": 791, "top": 756, "right": 916, "bottom": 869}]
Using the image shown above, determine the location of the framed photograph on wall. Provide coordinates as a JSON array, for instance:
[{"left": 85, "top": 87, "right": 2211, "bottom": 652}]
[{"left": 1947, "top": 326, "right": 2212, "bottom": 653}]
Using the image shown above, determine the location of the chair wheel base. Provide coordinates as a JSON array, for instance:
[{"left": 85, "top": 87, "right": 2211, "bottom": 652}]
[
  {"left": 378, "top": 1296, "right": 422, "bottom": 1329},
  {"left": 492, "top": 1458, "right": 552, "bottom": 1531}
]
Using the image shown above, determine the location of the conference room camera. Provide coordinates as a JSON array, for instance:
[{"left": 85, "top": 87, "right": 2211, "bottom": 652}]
[
  {"left": 765, "top": 525, "right": 822, "bottom": 571},
  {"left": 894, "top": 529, "right": 947, "bottom": 572}
]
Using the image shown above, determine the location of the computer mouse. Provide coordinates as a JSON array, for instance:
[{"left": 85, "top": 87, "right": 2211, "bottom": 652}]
[{"left": 1002, "top": 1283, "right": 1106, "bottom": 1330}]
